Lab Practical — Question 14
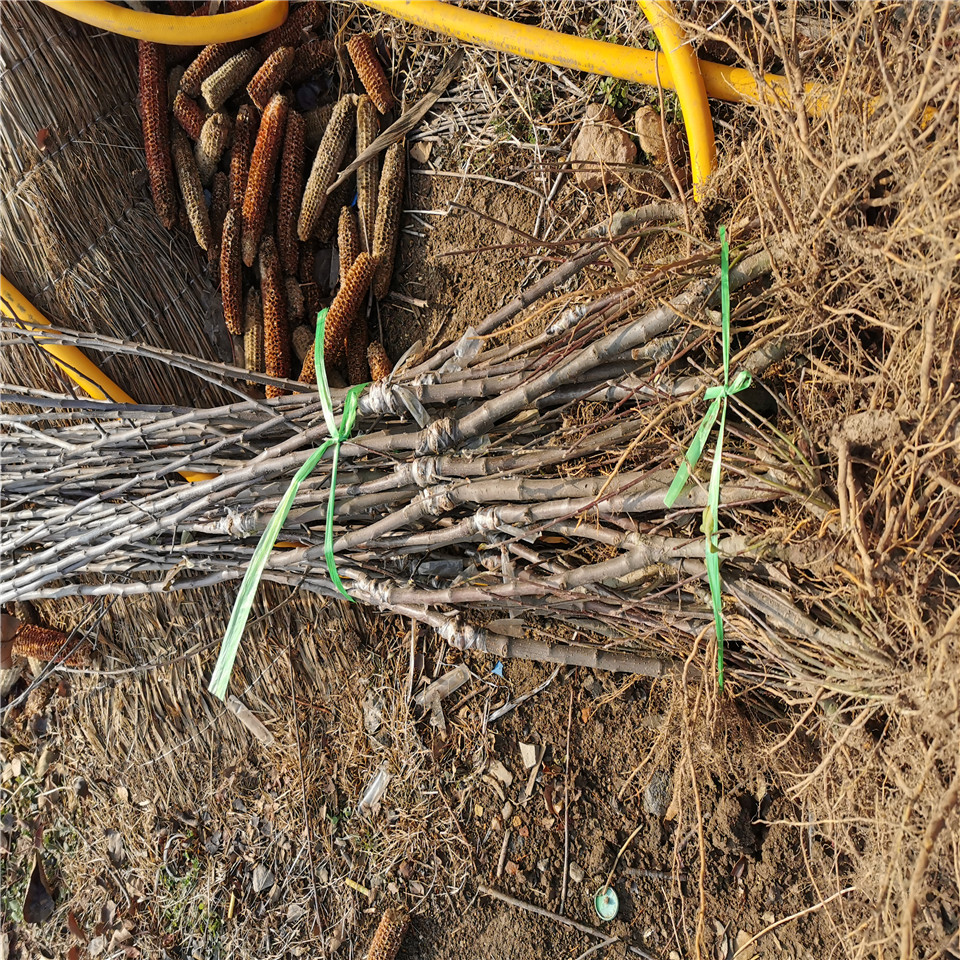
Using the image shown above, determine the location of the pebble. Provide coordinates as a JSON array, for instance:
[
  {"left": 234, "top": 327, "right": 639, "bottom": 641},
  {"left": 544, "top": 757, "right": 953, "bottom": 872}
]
[
  {"left": 633, "top": 105, "right": 683, "bottom": 169},
  {"left": 569, "top": 103, "right": 637, "bottom": 190},
  {"left": 644, "top": 769, "right": 672, "bottom": 819},
  {"left": 568, "top": 863, "right": 585, "bottom": 884}
]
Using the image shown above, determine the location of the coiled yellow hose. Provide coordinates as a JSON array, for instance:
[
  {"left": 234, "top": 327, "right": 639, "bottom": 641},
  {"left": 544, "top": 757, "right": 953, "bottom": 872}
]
[{"left": 37, "top": 0, "right": 287, "bottom": 45}]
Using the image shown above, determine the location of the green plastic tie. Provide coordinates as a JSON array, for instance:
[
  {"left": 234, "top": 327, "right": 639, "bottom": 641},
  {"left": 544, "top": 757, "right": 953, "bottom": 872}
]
[
  {"left": 208, "top": 309, "right": 366, "bottom": 700},
  {"left": 662, "top": 227, "right": 751, "bottom": 689}
]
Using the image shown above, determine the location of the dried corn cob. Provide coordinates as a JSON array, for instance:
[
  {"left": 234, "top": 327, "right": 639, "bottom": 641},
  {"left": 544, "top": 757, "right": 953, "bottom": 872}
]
[
  {"left": 12, "top": 625, "right": 89, "bottom": 667},
  {"left": 258, "top": 0, "right": 325, "bottom": 58},
  {"left": 208, "top": 170, "right": 230, "bottom": 265},
  {"left": 172, "top": 128, "right": 211, "bottom": 250},
  {"left": 299, "top": 238, "right": 318, "bottom": 285},
  {"left": 25, "top": 682, "right": 53, "bottom": 718},
  {"left": 220, "top": 209, "right": 243, "bottom": 334},
  {"left": 324, "top": 252, "right": 377, "bottom": 365},
  {"left": 366, "top": 907, "right": 409, "bottom": 960},
  {"left": 138, "top": 42, "right": 177, "bottom": 229},
  {"left": 317, "top": 174, "right": 354, "bottom": 244},
  {"left": 229, "top": 103, "right": 258, "bottom": 212},
  {"left": 181, "top": 42, "right": 240, "bottom": 98},
  {"left": 202, "top": 47, "right": 261, "bottom": 111},
  {"left": 212, "top": 171, "right": 229, "bottom": 228},
  {"left": 372, "top": 139, "right": 405, "bottom": 299},
  {"left": 195, "top": 111, "right": 232, "bottom": 185},
  {"left": 298, "top": 348, "right": 317, "bottom": 384},
  {"left": 243, "top": 290, "right": 264, "bottom": 384},
  {"left": 355, "top": 95, "right": 380, "bottom": 253},
  {"left": 12, "top": 601, "right": 38, "bottom": 627},
  {"left": 277, "top": 110, "right": 305, "bottom": 275},
  {"left": 168, "top": 65, "right": 185, "bottom": 104},
  {"left": 247, "top": 45, "right": 294, "bottom": 111},
  {"left": 285, "top": 276, "right": 305, "bottom": 323},
  {"left": 346, "top": 314, "right": 369, "bottom": 384},
  {"left": 173, "top": 90, "right": 207, "bottom": 141},
  {"left": 242, "top": 93, "right": 289, "bottom": 267},
  {"left": 291, "top": 324, "right": 315, "bottom": 364},
  {"left": 299, "top": 239, "right": 322, "bottom": 322},
  {"left": 338, "top": 207, "right": 360, "bottom": 278},
  {"left": 338, "top": 207, "right": 363, "bottom": 374},
  {"left": 347, "top": 34, "right": 397, "bottom": 115},
  {"left": 260, "top": 236, "right": 289, "bottom": 398},
  {"left": 297, "top": 94, "right": 356, "bottom": 242},
  {"left": 287, "top": 37, "right": 335, "bottom": 86},
  {"left": 303, "top": 102, "right": 334, "bottom": 150},
  {"left": 367, "top": 340, "right": 392, "bottom": 382}
]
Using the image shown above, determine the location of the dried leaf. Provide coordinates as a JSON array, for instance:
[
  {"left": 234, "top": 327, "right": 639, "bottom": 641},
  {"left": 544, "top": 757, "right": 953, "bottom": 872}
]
[
  {"left": 100, "top": 900, "right": 117, "bottom": 927},
  {"left": 22, "top": 854, "right": 55, "bottom": 924},
  {"left": 105, "top": 828, "right": 126, "bottom": 866},
  {"left": 68, "top": 911, "right": 86, "bottom": 941},
  {"left": 252, "top": 863, "right": 274, "bottom": 893}
]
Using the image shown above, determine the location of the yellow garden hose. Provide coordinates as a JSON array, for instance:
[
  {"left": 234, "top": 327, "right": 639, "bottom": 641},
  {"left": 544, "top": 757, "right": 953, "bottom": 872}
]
[
  {"left": 37, "top": 0, "right": 287, "bottom": 45},
  {"left": 637, "top": 0, "right": 716, "bottom": 199},
  {"left": 1, "top": 275, "right": 215, "bottom": 483},
  {"left": 1, "top": 276, "right": 136, "bottom": 404},
  {"left": 361, "top": 1, "right": 833, "bottom": 115}
]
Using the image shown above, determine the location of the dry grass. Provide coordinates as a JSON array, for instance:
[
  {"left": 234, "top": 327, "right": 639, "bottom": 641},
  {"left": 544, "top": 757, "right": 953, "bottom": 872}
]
[{"left": 2, "top": 1, "right": 959, "bottom": 958}]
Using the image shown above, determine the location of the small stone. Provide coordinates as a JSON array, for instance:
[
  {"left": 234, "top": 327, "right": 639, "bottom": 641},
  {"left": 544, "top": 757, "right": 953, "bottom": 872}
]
[
  {"left": 488, "top": 760, "right": 514, "bottom": 787},
  {"left": 644, "top": 769, "right": 672, "bottom": 819},
  {"left": 634, "top": 106, "right": 683, "bottom": 168},
  {"left": 568, "top": 863, "right": 585, "bottom": 884},
  {"left": 519, "top": 742, "right": 539, "bottom": 769},
  {"left": 409, "top": 140, "right": 432, "bottom": 164},
  {"left": 569, "top": 103, "right": 637, "bottom": 190},
  {"left": 537, "top": 858, "right": 549, "bottom": 872}
]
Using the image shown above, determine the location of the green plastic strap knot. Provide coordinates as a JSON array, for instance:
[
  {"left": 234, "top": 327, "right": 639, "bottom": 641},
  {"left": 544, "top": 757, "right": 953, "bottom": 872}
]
[
  {"left": 208, "top": 309, "right": 366, "bottom": 700},
  {"left": 662, "top": 226, "right": 751, "bottom": 689}
]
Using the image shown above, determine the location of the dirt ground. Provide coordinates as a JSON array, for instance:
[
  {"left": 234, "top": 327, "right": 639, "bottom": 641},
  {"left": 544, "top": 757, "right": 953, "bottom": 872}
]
[{"left": 2, "top": 2, "right": 959, "bottom": 960}]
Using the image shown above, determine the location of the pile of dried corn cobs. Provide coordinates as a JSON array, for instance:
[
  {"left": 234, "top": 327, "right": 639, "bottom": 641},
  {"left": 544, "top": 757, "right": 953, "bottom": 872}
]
[{"left": 137, "top": 1, "right": 399, "bottom": 396}]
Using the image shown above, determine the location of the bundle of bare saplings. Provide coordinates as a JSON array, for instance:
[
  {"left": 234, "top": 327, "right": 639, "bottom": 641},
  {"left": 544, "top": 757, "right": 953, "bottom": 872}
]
[{"left": 0, "top": 4, "right": 908, "bottom": 714}]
